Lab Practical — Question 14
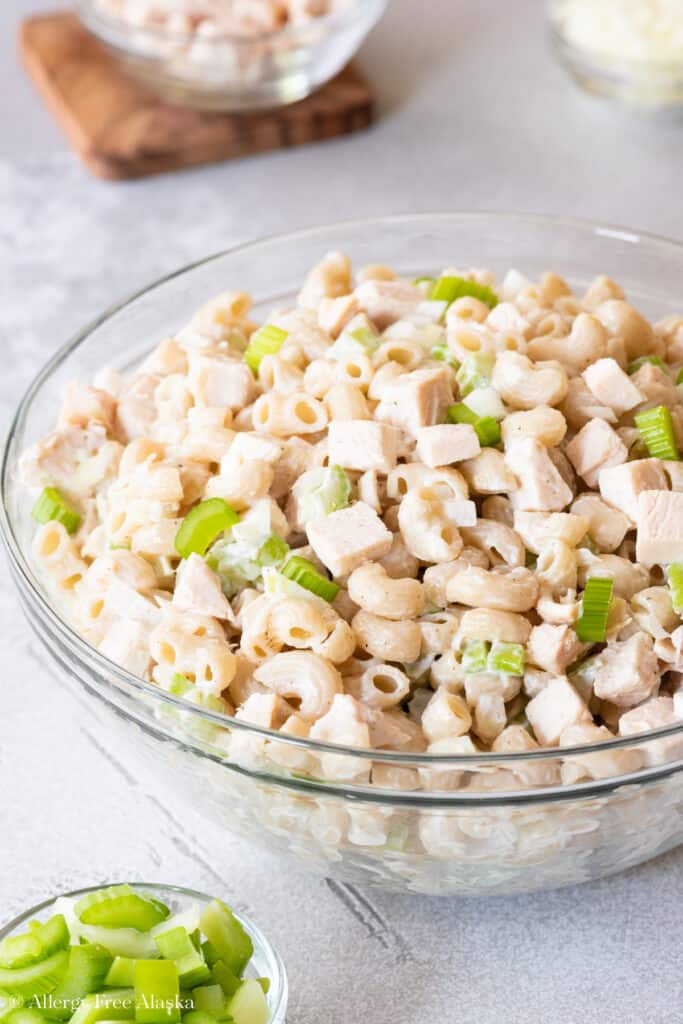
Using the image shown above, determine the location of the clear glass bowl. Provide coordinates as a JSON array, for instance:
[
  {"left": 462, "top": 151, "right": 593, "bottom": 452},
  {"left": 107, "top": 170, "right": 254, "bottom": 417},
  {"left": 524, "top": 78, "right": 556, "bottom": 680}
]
[
  {"left": 74, "top": 0, "right": 387, "bottom": 110},
  {"left": 3, "top": 213, "right": 683, "bottom": 897},
  {"left": 0, "top": 883, "right": 288, "bottom": 1024},
  {"left": 547, "top": 0, "right": 683, "bottom": 112}
]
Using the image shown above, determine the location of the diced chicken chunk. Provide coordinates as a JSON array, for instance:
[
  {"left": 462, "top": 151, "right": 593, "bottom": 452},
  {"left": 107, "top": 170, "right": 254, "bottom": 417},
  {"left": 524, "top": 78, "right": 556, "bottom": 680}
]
[
  {"left": 526, "top": 676, "right": 592, "bottom": 747},
  {"left": 459, "top": 449, "right": 518, "bottom": 494},
  {"left": 19, "top": 423, "right": 114, "bottom": 499},
  {"left": 99, "top": 619, "right": 152, "bottom": 678},
  {"left": 565, "top": 418, "right": 627, "bottom": 488},
  {"left": 582, "top": 358, "right": 644, "bottom": 415},
  {"left": 513, "top": 510, "right": 587, "bottom": 554},
  {"left": 327, "top": 420, "right": 400, "bottom": 474},
  {"left": 527, "top": 623, "right": 585, "bottom": 675},
  {"left": 376, "top": 366, "right": 453, "bottom": 437},
  {"left": 591, "top": 632, "right": 660, "bottom": 707},
  {"left": 636, "top": 489, "right": 683, "bottom": 565},
  {"left": 599, "top": 458, "right": 669, "bottom": 525},
  {"left": 188, "top": 352, "right": 256, "bottom": 411},
  {"left": 173, "top": 553, "right": 234, "bottom": 621},
  {"left": 415, "top": 424, "right": 481, "bottom": 468},
  {"left": 630, "top": 363, "right": 678, "bottom": 409},
  {"left": 354, "top": 280, "right": 421, "bottom": 329},
  {"left": 505, "top": 438, "right": 573, "bottom": 511},
  {"left": 317, "top": 294, "right": 359, "bottom": 338},
  {"left": 306, "top": 501, "right": 393, "bottom": 577},
  {"left": 59, "top": 382, "right": 117, "bottom": 432},
  {"left": 570, "top": 494, "right": 630, "bottom": 552},
  {"left": 618, "top": 696, "right": 683, "bottom": 765}
]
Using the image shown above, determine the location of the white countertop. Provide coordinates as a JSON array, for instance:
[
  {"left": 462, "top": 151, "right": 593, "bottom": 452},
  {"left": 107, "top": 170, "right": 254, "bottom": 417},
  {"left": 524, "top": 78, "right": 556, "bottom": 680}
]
[{"left": 2, "top": 2, "right": 683, "bottom": 1022}]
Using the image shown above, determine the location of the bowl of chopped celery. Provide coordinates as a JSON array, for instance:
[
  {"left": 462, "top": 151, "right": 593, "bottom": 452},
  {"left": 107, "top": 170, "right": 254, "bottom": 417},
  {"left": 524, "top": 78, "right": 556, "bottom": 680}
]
[
  {"left": 3, "top": 213, "right": 683, "bottom": 897},
  {"left": 0, "top": 883, "right": 287, "bottom": 1024}
]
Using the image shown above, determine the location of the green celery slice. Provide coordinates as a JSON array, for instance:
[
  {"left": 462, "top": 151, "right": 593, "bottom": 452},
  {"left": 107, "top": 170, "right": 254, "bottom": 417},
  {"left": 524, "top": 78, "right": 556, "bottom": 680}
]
[
  {"left": 0, "top": 993, "right": 22, "bottom": 1021},
  {"left": 175, "top": 501, "right": 240, "bottom": 560},
  {"left": 46, "top": 945, "right": 113, "bottom": 1021},
  {"left": 76, "top": 927, "right": 157, "bottom": 961},
  {"left": 76, "top": 888, "right": 169, "bottom": 933},
  {"left": 225, "top": 980, "right": 268, "bottom": 1024},
  {"left": 455, "top": 352, "right": 494, "bottom": 397},
  {"left": 280, "top": 557, "right": 339, "bottom": 603},
  {"left": 0, "top": 917, "right": 69, "bottom": 970},
  {"left": 31, "top": 488, "right": 81, "bottom": 535},
  {"left": 447, "top": 403, "right": 501, "bottom": 447},
  {"left": 626, "top": 355, "right": 666, "bottom": 375},
  {"left": 5, "top": 1008, "right": 47, "bottom": 1024},
  {"left": 431, "top": 275, "right": 499, "bottom": 309},
  {"left": 182, "top": 1013, "right": 233, "bottom": 1024},
  {"left": 488, "top": 642, "right": 525, "bottom": 676},
  {"left": 198, "top": 905, "right": 252, "bottom": 981},
  {"left": 209, "top": 964, "right": 240, "bottom": 999},
  {"left": 154, "top": 931, "right": 209, "bottom": 989},
  {"left": 243, "top": 325, "right": 289, "bottom": 375},
  {"left": 576, "top": 577, "right": 614, "bottom": 643},
  {"left": 134, "top": 962, "right": 180, "bottom": 1024},
  {"left": 104, "top": 959, "right": 137, "bottom": 990},
  {"left": 461, "top": 639, "right": 490, "bottom": 674},
  {"left": 255, "top": 981, "right": 269, "bottom": 997},
  {"left": 667, "top": 563, "right": 683, "bottom": 613},
  {"left": 189, "top": 987, "right": 225, "bottom": 1016},
  {"left": 70, "top": 989, "right": 135, "bottom": 1024},
  {"left": 634, "top": 405, "right": 679, "bottom": 461},
  {"left": 0, "top": 951, "right": 69, "bottom": 1000}
]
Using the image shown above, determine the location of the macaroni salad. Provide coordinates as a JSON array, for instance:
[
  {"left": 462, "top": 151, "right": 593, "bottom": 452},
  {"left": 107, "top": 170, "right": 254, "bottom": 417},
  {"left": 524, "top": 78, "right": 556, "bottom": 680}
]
[
  {"left": 20, "top": 253, "right": 683, "bottom": 786},
  {"left": 91, "top": 0, "right": 350, "bottom": 36}
]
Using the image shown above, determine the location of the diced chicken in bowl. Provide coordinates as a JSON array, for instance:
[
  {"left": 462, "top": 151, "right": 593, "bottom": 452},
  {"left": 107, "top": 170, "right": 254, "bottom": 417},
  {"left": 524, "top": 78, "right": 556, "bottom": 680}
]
[{"left": 20, "top": 251, "right": 683, "bottom": 794}]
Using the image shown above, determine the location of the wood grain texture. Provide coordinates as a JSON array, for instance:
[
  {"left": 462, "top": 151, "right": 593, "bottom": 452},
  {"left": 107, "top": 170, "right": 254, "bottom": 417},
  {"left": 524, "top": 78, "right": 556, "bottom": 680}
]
[{"left": 19, "top": 12, "right": 374, "bottom": 180}]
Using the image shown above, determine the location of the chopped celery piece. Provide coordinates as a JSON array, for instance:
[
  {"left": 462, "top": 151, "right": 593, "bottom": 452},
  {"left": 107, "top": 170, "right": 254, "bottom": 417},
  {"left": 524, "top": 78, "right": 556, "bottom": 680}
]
[
  {"left": 182, "top": 1013, "right": 231, "bottom": 1024},
  {"left": 413, "top": 276, "right": 436, "bottom": 289},
  {"left": 226, "top": 980, "right": 268, "bottom": 1024},
  {"left": 291, "top": 465, "right": 351, "bottom": 524},
  {"left": 198, "top": 905, "right": 252, "bottom": 980},
  {"left": 0, "top": 917, "right": 69, "bottom": 970},
  {"left": 430, "top": 341, "right": 459, "bottom": 368},
  {"left": 76, "top": 927, "right": 157, "bottom": 961},
  {"left": 5, "top": 1009, "right": 46, "bottom": 1024},
  {"left": 627, "top": 355, "right": 666, "bottom": 375},
  {"left": 190, "top": 987, "right": 225, "bottom": 1015},
  {"left": 175, "top": 501, "right": 240, "bottom": 560},
  {"left": 76, "top": 888, "right": 169, "bottom": 933},
  {"left": 255, "top": 980, "right": 269, "bottom": 997},
  {"left": 635, "top": 405, "right": 679, "bottom": 461},
  {"left": 31, "top": 488, "right": 81, "bottom": 535},
  {"left": 210, "top": 964, "right": 240, "bottom": 999},
  {"left": 431, "top": 275, "right": 498, "bottom": 309},
  {"left": 348, "top": 326, "right": 380, "bottom": 352},
  {"left": 0, "top": 951, "right": 69, "bottom": 1000},
  {"left": 668, "top": 563, "right": 683, "bottom": 613},
  {"left": 256, "top": 535, "right": 289, "bottom": 568},
  {"left": 576, "top": 577, "right": 614, "bottom": 643},
  {"left": 243, "top": 325, "right": 288, "bottom": 374},
  {"left": 134, "top": 962, "right": 180, "bottom": 1024},
  {"left": 169, "top": 674, "right": 193, "bottom": 698},
  {"left": 488, "top": 642, "right": 525, "bottom": 676},
  {"left": 47, "top": 945, "right": 113, "bottom": 1020},
  {"left": 0, "top": 993, "right": 21, "bottom": 1021},
  {"left": 461, "top": 639, "right": 490, "bottom": 674},
  {"left": 153, "top": 931, "right": 209, "bottom": 989},
  {"left": 70, "top": 989, "right": 135, "bottom": 1024},
  {"left": 678, "top": 367, "right": 683, "bottom": 386},
  {"left": 447, "top": 403, "right": 501, "bottom": 446},
  {"left": 455, "top": 352, "right": 494, "bottom": 397},
  {"left": 281, "top": 556, "right": 339, "bottom": 603},
  {"left": 199, "top": 946, "right": 218, "bottom": 972},
  {"left": 105, "top": 958, "right": 136, "bottom": 990}
]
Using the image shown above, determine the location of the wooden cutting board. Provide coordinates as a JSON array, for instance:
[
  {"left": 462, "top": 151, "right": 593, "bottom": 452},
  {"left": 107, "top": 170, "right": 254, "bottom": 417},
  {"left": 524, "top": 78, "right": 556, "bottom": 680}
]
[{"left": 20, "top": 12, "right": 375, "bottom": 180}]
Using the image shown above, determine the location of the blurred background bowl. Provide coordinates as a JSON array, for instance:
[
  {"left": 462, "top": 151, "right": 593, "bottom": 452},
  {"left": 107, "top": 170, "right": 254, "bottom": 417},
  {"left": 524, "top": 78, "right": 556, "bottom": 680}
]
[
  {"left": 3, "top": 213, "right": 683, "bottom": 897},
  {"left": 74, "top": 0, "right": 387, "bottom": 110}
]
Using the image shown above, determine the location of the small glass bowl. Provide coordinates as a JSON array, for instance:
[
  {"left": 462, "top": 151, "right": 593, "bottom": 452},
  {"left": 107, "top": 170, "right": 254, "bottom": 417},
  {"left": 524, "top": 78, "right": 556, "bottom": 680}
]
[
  {"left": 0, "top": 883, "right": 288, "bottom": 1024},
  {"left": 74, "top": 0, "right": 387, "bottom": 110},
  {"left": 547, "top": 0, "right": 683, "bottom": 113}
]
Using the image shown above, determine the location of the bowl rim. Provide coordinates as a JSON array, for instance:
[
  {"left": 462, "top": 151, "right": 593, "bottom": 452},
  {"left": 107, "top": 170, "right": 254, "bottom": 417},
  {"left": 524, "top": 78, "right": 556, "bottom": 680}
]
[
  {"left": 74, "top": 0, "right": 387, "bottom": 47},
  {"left": 4, "top": 210, "right": 683, "bottom": 800},
  {"left": 0, "top": 882, "right": 288, "bottom": 1024}
]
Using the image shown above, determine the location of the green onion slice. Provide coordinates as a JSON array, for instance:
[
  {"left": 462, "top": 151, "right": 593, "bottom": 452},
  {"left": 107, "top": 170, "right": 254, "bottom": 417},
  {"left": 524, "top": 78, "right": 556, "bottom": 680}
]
[
  {"left": 447, "top": 403, "right": 501, "bottom": 447},
  {"left": 576, "top": 577, "right": 614, "bottom": 643},
  {"left": 488, "top": 642, "right": 525, "bottom": 676},
  {"left": 31, "top": 488, "right": 81, "bottom": 535},
  {"left": 626, "top": 355, "right": 666, "bottom": 375},
  {"left": 461, "top": 639, "right": 490, "bottom": 674},
  {"left": 667, "top": 563, "right": 683, "bottom": 613},
  {"left": 281, "top": 556, "right": 339, "bottom": 603},
  {"left": 634, "top": 405, "right": 679, "bottom": 461},
  {"left": 175, "top": 499, "right": 240, "bottom": 559},
  {"left": 243, "top": 324, "right": 289, "bottom": 375},
  {"left": 431, "top": 275, "right": 499, "bottom": 309}
]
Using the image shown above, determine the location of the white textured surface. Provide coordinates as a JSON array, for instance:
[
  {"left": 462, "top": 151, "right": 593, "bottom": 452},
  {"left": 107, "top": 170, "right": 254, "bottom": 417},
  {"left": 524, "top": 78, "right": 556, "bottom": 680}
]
[{"left": 2, "top": 1, "right": 683, "bottom": 1022}]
